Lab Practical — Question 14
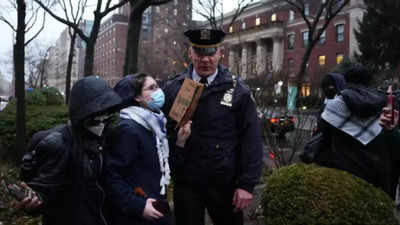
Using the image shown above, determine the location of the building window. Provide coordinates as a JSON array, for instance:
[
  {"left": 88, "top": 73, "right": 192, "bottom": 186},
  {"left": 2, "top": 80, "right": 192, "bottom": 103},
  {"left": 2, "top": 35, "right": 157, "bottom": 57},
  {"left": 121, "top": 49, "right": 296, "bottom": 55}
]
[
  {"left": 319, "top": 29, "right": 326, "bottom": 44},
  {"left": 336, "top": 24, "right": 344, "bottom": 42},
  {"left": 287, "top": 33, "right": 294, "bottom": 49},
  {"left": 255, "top": 17, "right": 260, "bottom": 26},
  {"left": 302, "top": 31, "right": 309, "bottom": 47},
  {"left": 271, "top": 13, "right": 276, "bottom": 22},
  {"left": 174, "top": 0, "right": 178, "bottom": 5},
  {"left": 305, "top": 3, "right": 310, "bottom": 16},
  {"left": 288, "top": 58, "right": 295, "bottom": 74},
  {"left": 318, "top": 55, "right": 326, "bottom": 66},
  {"left": 289, "top": 10, "right": 294, "bottom": 21},
  {"left": 229, "top": 26, "right": 233, "bottom": 33},
  {"left": 156, "top": 6, "right": 160, "bottom": 13},
  {"left": 301, "top": 84, "right": 310, "bottom": 96},
  {"left": 174, "top": 9, "right": 177, "bottom": 16},
  {"left": 336, "top": 53, "right": 344, "bottom": 64},
  {"left": 242, "top": 22, "right": 246, "bottom": 30}
]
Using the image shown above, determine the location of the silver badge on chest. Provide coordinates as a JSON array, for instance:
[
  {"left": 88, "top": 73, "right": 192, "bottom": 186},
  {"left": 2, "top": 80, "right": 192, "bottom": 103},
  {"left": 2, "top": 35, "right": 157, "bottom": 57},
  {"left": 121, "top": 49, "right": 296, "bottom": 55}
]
[{"left": 220, "top": 75, "right": 237, "bottom": 107}]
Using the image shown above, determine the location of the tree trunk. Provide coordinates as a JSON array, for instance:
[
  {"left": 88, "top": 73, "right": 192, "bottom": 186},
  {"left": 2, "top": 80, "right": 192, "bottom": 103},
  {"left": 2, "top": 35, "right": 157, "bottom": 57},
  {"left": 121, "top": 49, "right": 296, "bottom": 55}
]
[
  {"left": 65, "top": 31, "right": 77, "bottom": 104},
  {"left": 40, "top": 60, "right": 46, "bottom": 88},
  {"left": 15, "top": 0, "right": 26, "bottom": 163},
  {"left": 83, "top": 15, "right": 101, "bottom": 76},
  {"left": 124, "top": 3, "right": 146, "bottom": 75}
]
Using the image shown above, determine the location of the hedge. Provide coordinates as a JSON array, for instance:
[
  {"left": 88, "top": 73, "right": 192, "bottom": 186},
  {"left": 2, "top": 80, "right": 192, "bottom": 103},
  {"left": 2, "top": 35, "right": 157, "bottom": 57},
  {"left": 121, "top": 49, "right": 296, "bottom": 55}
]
[
  {"left": 262, "top": 163, "right": 398, "bottom": 225},
  {"left": 0, "top": 88, "right": 68, "bottom": 161}
]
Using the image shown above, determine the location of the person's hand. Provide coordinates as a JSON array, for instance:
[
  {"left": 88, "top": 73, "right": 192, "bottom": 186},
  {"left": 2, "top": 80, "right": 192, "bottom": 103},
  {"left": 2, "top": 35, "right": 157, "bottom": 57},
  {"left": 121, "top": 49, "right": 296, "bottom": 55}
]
[
  {"left": 379, "top": 107, "right": 399, "bottom": 131},
  {"left": 232, "top": 188, "right": 253, "bottom": 212},
  {"left": 142, "top": 198, "right": 163, "bottom": 221},
  {"left": 15, "top": 182, "right": 42, "bottom": 210},
  {"left": 176, "top": 120, "right": 192, "bottom": 147}
]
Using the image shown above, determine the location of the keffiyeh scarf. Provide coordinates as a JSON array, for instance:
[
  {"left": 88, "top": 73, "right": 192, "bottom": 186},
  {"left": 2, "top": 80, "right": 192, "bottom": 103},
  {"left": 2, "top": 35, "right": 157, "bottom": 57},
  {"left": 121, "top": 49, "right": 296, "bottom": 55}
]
[
  {"left": 321, "top": 95, "right": 382, "bottom": 145},
  {"left": 120, "top": 106, "right": 171, "bottom": 195}
]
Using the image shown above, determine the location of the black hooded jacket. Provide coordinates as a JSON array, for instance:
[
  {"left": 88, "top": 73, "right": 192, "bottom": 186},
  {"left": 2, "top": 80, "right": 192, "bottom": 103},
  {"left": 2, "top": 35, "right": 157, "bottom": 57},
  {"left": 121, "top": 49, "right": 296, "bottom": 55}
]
[{"left": 21, "top": 76, "right": 122, "bottom": 225}]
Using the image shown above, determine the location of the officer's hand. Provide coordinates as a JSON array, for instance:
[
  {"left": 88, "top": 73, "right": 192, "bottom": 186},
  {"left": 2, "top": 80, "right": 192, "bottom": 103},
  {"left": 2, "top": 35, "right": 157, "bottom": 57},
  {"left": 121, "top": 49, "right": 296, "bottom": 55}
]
[
  {"left": 176, "top": 120, "right": 192, "bottom": 147},
  {"left": 380, "top": 107, "right": 399, "bottom": 130},
  {"left": 143, "top": 198, "right": 163, "bottom": 221},
  {"left": 15, "top": 182, "right": 42, "bottom": 210},
  {"left": 232, "top": 188, "right": 253, "bottom": 212}
]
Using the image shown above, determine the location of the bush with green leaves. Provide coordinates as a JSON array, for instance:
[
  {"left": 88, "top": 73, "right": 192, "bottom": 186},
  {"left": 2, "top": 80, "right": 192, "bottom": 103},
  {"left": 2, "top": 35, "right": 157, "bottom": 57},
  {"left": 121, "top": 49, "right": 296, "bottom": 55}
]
[
  {"left": 262, "top": 163, "right": 398, "bottom": 225},
  {"left": 0, "top": 88, "right": 68, "bottom": 162}
]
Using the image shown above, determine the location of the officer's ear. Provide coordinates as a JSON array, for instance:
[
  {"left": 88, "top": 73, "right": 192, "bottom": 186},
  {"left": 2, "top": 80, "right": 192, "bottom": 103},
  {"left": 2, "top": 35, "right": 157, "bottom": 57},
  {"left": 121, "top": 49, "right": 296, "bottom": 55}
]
[{"left": 188, "top": 47, "right": 193, "bottom": 60}]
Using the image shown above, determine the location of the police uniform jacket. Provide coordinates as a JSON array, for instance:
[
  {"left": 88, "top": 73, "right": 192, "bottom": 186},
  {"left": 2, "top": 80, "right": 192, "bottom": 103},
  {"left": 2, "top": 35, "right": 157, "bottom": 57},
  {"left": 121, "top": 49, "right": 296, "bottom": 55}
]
[{"left": 162, "top": 64, "right": 263, "bottom": 193}]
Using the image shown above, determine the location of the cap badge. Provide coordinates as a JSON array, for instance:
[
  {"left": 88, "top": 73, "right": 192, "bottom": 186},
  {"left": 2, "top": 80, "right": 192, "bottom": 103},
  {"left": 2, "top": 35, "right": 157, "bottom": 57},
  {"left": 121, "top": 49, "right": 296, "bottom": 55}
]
[{"left": 200, "top": 29, "right": 211, "bottom": 40}]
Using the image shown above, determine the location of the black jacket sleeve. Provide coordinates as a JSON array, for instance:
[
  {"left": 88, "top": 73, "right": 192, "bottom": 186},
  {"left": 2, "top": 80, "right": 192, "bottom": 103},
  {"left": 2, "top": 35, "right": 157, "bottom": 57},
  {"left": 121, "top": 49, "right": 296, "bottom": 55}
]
[
  {"left": 25, "top": 131, "right": 71, "bottom": 208},
  {"left": 236, "top": 90, "right": 263, "bottom": 193},
  {"left": 101, "top": 124, "right": 146, "bottom": 217}
]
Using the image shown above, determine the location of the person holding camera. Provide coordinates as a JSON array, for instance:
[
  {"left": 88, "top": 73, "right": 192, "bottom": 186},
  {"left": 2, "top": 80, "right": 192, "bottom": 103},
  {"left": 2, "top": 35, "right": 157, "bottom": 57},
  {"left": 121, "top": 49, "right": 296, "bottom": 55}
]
[{"left": 316, "top": 64, "right": 400, "bottom": 199}]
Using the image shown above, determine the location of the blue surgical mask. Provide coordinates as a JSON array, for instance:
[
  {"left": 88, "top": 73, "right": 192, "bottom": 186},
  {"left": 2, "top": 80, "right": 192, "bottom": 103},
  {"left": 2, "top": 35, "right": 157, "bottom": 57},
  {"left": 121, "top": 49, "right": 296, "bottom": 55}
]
[{"left": 147, "top": 88, "right": 165, "bottom": 111}]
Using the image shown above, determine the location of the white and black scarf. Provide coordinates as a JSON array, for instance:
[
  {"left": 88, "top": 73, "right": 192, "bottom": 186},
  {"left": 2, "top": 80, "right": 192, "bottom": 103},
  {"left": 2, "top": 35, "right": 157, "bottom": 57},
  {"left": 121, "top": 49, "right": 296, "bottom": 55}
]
[
  {"left": 321, "top": 95, "right": 382, "bottom": 145},
  {"left": 120, "top": 106, "right": 170, "bottom": 195}
]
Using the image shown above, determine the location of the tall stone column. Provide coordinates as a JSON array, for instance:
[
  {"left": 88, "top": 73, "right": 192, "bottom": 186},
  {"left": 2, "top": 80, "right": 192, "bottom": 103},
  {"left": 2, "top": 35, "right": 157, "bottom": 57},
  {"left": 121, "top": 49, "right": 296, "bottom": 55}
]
[
  {"left": 272, "top": 36, "right": 284, "bottom": 72},
  {"left": 256, "top": 39, "right": 267, "bottom": 76},
  {"left": 241, "top": 43, "right": 249, "bottom": 79}
]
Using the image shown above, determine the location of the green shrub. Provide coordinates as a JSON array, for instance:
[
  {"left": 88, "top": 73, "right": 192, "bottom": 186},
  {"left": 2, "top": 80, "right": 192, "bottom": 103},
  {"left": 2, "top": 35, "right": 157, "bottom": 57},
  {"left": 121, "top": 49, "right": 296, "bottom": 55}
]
[
  {"left": 262, "top": 163, "right": 397, "bottom": 225},
  {"left": 0, "top": 101, "right": 68, "bottom": 161},
  {"left": 41, "top": 87, "right": 64, "bottom": 105},
  {"left": 25, "top": 89, "right": 46, "bottom": 106}
]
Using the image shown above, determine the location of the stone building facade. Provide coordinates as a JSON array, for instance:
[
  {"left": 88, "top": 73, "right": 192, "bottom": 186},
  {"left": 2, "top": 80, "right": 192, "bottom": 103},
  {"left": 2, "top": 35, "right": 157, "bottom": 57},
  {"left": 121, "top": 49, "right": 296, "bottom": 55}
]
[
  {"left": 46, "top": 28, "right": 79, "bottom": 96},
  {"left": 93, "top": 0, "right": 192, "bottom": 86},
  {"left": 219, "top": 0, "right": 365, "bottom": 95}
]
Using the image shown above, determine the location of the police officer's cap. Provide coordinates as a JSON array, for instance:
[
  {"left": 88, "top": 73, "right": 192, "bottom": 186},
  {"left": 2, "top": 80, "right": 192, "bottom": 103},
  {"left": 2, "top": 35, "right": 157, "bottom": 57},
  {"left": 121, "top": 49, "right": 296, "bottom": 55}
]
[{"left": 184, "top": 29, "right": 226, "bottom": 56}]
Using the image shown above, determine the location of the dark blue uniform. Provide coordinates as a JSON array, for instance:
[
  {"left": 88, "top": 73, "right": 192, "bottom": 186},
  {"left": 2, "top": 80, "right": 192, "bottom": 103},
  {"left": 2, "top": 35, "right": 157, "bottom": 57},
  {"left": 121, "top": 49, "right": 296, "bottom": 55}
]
[{"left": 162, "top": 64, "right": 263, "bottom": 225}]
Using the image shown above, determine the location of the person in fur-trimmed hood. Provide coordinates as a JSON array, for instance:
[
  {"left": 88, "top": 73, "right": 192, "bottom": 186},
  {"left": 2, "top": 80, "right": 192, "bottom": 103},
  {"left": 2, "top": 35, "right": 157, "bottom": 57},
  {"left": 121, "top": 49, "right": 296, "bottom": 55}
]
[{"left": 316, "top": 64, "right": 400, "bottom": 199}]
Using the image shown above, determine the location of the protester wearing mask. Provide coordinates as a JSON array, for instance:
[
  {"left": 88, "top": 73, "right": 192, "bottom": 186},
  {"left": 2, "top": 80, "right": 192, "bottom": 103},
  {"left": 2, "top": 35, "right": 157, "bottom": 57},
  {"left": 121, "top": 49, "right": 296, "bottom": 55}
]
[
  {"left": 315, "top": 65, "right": 400, "bottom": 199},
  {"left": 15, "top": 76, "right": 123, "bottom": 225},
  {"left": 101, "top": 73, "right": 191, "bottom": 225}
]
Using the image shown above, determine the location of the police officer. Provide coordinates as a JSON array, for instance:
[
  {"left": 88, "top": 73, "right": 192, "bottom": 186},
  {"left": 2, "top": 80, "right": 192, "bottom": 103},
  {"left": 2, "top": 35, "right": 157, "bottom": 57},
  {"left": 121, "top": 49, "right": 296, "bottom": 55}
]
[{"left": 162, "top": 29, "right": 263, "bottom": 225}]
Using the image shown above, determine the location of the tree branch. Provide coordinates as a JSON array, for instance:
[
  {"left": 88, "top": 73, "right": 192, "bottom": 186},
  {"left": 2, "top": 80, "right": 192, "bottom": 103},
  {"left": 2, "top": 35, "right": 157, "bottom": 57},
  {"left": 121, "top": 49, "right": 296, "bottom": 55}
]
[
  {"left": 100, "top": 0, "right": 128, "bottom": 17},
  {"left": 33, "top": 0, "right": 89, "bottom": 42},
  {"left": 25, "top": 12, "right": 46, "bottom": 46},
  {"left": 0, "top": 16, "right": 16, "bottom": 31}
]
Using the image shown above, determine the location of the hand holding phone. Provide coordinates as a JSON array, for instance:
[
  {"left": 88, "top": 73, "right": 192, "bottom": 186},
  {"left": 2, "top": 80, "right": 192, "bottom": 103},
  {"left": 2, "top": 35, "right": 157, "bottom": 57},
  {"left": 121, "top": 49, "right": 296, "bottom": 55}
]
[
  {"left": 1, "top": 179, "right": 28, "bottom": 201},
  {"left": 1, "top": 179, "right": 42, "bottom": 210}
]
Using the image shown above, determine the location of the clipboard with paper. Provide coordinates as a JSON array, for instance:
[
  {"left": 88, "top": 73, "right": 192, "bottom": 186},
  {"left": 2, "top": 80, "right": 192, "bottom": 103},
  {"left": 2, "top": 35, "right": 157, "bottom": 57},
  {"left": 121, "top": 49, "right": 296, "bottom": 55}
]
[{"left": 168, "top": 78, "right": 204, "bottom": 129}]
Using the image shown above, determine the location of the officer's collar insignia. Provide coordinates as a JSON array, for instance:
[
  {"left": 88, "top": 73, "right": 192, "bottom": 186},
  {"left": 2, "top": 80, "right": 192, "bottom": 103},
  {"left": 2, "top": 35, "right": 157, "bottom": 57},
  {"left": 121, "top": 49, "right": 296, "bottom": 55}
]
[{"left": 200, "top": 29, "right": 211, "bottom": 40}]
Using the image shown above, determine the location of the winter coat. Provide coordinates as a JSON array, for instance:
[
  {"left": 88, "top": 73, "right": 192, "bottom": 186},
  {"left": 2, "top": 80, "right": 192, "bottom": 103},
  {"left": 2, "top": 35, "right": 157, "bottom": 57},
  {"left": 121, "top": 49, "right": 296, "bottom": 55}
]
[
  {"left": 162, "top": 64, "right": 263, "bottom": 193},
  {"left": 315, "top": 83, "right": 400, "bottom": 199},
  {"left": 101, "top": 118, "right": 170, "bottom": 225},
  {"left": 21, "top": 76, "right": 123, "bottom": 225}
]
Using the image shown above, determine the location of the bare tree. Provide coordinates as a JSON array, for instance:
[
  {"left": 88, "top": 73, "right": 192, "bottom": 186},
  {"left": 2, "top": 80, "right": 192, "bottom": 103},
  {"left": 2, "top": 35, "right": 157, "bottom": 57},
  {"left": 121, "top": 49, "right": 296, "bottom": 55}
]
[
  {"left": 34, "top": 0, "right": 128, "bottom": 76},
  {"left": 193, "top": 0, "right": 253, "bottom": 31},
  {"left": 25, "top": 41, "right": 51, "bottom": 88},
  {"left": 0, "top": 0, "right": 46, "bottom": 162},
  {"left": 54, "top": 0, "right": 87, "bottom": 103},
  {"left": 123, "top": 0, "right": 172, "bottom": 75},
  {"left": 281, "top": 0, "right": 350, "bottom": 100}
]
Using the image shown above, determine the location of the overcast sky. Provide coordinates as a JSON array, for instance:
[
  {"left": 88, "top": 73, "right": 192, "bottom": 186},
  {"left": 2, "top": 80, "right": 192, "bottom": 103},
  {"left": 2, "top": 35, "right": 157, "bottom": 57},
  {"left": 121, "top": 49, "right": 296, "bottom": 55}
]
[{"left": 0, "top": 0, "right": 243, "bottom": 81}]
